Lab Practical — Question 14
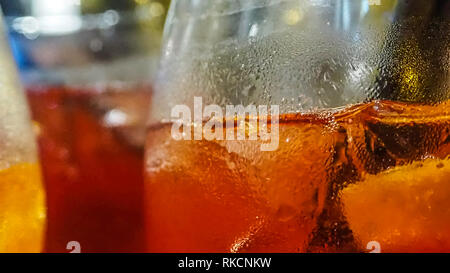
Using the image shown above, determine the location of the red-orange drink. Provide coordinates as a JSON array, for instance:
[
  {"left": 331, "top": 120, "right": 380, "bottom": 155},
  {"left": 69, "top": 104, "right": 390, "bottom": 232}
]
[
  {"left": 27, "top": 85, "right": 151, "bottom": 253},
  {"left": 144, "top": 100, "right": 450, "bottom": 253}
]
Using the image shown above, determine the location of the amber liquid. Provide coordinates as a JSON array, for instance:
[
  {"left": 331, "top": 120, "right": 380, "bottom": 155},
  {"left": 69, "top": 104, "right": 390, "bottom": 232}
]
[
  {"left": 145, "top": 100, "right": 450, "bottom": 253},
  {"left": 27, "top": 86, "right": 151, "bottom": 253},
  {"left": 0, "top": 163, "right": 45, "bottom": 252}
]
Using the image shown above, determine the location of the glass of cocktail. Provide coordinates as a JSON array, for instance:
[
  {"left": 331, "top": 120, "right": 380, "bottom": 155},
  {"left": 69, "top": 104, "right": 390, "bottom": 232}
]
[
  {"left": 0, "top": 12, "right": 45, "bottom": 253},
  {"left": 3, "top": 0, "right": 169, "bottom": 253},
  {"left": 145, "top": 0, "right": 449, "bottom": 253}
]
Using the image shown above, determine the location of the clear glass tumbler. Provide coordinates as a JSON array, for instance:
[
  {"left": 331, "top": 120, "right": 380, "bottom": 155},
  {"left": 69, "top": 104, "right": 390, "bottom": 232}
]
[
  {"left": 145, "top": 0, "right": 449, "bottom": 253},
  {"left": 0, "top": 12, "right": 45, "bottom": 253}
]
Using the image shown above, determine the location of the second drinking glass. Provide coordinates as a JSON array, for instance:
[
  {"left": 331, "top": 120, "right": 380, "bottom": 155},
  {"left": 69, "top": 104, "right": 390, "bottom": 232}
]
[{"left": 5, "top": 0, "right": 169, "bottom": 253}]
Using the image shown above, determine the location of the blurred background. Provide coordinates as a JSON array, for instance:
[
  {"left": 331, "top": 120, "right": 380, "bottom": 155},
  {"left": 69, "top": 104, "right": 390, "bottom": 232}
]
[
  {"left": 0, "top": 0, "right": 171, "bottom": 253},
  {"left": 1, "top": 0, "right": 170, "bottom": 85}
]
